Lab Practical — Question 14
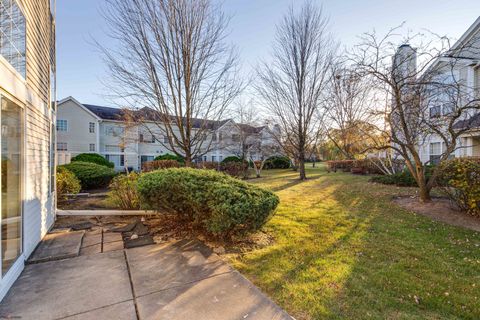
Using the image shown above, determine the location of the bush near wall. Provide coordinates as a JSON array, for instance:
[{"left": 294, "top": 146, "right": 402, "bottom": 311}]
[
  {"left": 142, "top": 160, "right": 179, "bottom": 172},
  {"left": 264, "top": 156, "right": 291, "bottom": 169},
  {"left": 369, "top": 165, "right": 436, "bottom": 187},
  {"left": 106, "top": 172, "right": 141, "bottom": 209},
  {"left": 137, "top": 168, "right": 279, "bottom": 237},
  {"left": 327, "top": 159, "right": 385, "bottom": 175},
  {"left": 154, "top": 153, "right": 185, "bottom": 165},
  {"left": 437, "top": 157, "right": 480, "bottom": 216},
  {"left": 61, "top": 161, "right": 116, "bottom": 190},
  {"left": 71, "top": 153, "right": 114, "bottom": 168},
  {"left": 220, "top": 161, "right": 248, "bottom": 178},
  {"left": 221, "top": 156, "right": 242, "bottom": 163},
  {"left": 56, "top": 166, "right": 81, "bottom": 200}
]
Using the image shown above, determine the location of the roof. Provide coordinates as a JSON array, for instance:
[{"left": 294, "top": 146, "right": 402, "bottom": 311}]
[
  {"left": 237, "top": 123, "right": 265, "bottom": 134},
  {"left": 77, "top": 101, "right": 231, "bottom": 130},
  {"left": 453, "top": 113, "right": 480, "bottom": 130},
  {"left": 83, "top": 104, "right": 126, "bottom": 121}
]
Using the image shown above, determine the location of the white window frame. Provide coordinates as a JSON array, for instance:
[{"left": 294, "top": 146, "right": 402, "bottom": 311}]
[
  {"left": 89, "top": 122, "right": 95, "bottom": 133},
  {"left": 89, "top": 143, "right": 95, "bottom": 152},
  {"left": 56, "top": 119, "right": 68, "bottom": 131},
  {"left": 57, "top": 142, "right": 67, "bottom": 151}
]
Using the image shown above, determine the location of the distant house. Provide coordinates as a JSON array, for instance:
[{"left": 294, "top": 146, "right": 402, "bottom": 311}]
[
  {"left": 56, "top": 97, "right": 277, "bottom": 171},
  {"left": 392, "top": 17, "right": 480, "bottom": 164},
  {"left": 0, "top": 0, "right": 56, "bottom": 300}
]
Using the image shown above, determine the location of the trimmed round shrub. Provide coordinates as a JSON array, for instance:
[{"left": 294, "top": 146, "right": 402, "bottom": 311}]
[
  {"left": 437, "top": 158, "right": 480, "bottom": 216},
  {"left": 71, "top": 153, "right": 114, "bottom": 168},
  {"left": 154, "top": 153, "right": 185, "bottom": 165},
  {"left": 221, "top": 156, "right": 242, "bottom": 163},
  {"left": 61, "top": 161, "right": 116, "bottom": 190},
  {"left": 107, "top": 173, "right": 140, "bottom": 209},
  {"left": 56, "top": 166, "right": 81, "bottom": 200},
  {"left": 264, "top": 156, "right": 291, "bottom": 169},
  {"left": 137, "top": 168, "right": 279, "bottom": 237}
]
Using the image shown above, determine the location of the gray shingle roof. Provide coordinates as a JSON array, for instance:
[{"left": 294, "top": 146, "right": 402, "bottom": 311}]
[{"left": 453, "top": 113, "right": 480, "bottom": 130}]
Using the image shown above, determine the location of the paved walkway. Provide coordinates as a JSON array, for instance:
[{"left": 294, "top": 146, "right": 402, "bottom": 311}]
[{"left": 0, "top": 236, "right": 291, "bottom": 320}]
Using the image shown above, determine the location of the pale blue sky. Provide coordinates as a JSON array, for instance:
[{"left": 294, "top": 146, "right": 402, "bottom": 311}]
[{"left": 56, "top": 0, "right": 479, "bottom": 106}]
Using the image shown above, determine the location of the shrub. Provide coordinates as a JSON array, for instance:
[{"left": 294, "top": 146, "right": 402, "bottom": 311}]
[
  {"left": 154, "top": 153, "right": 185, "bottom": 165},
  {"left": 220, "top": 161, "right": 248, "bottom": 178},
  {"left": 137, "top": 168, "right": 279, "bottom": 237},
  {"left": 437, "top": 158, "right": 480, "bottom": 216},
  {"left": 264, "top": 156, "right": 291, "bottom": 169},
  {"left": 142, "top": 160, "right": 179, "bottom": 172},
  {"left": 106, "top": 173, "right": 141, "bottom": 209},
  {"left": 195, "top": 161, "right": 219, "bottom": 170},
  {"left": 369, "top": 165, "right": 435, "bottom": 187},
  {"left": 221, "top": 156, "right": 242, "bottom": 163},
  {"left": 61, "top": 161, "right": 116, "bottom": 190},
  {"left": 71, "top": 153, "right": 114, "bottom": 168},
  {"left": 56, "top": 166, "right": 81, "bottom": 200}
]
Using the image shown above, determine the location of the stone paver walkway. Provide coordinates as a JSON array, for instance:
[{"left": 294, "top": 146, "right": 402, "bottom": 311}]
[{"left": 0, "top": 237, "right": 291, "bottom": 320}]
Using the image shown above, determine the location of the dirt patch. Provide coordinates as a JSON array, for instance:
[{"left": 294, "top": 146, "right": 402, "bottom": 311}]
[
  {"left": 393, "top": 196, "right": 480, "bottom": 232},
  {"left": 57, "top": 189, "right": 116, "bottom": 210}
]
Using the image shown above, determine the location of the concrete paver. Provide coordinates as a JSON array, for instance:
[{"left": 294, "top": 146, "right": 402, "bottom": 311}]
[
  {"left": 125, "top": 239, "right": 232, "bottom": 297},
  {"left": 136, "top": 271, "right": 291, "bottom": 320},
  {"left": 0, "top": 251, "right": 133, "bottom": 320},
  {"left": 28, "top": 230, "right": 84, "bottom": 264}
]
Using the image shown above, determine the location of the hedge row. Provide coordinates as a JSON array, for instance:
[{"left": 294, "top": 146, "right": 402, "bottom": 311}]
[{"left": 71, "top": 153, "right": 114, "bottom": 168}]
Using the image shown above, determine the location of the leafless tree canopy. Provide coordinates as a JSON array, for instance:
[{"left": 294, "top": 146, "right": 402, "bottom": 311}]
[
  {"left": 351, "top": 26, "right": 480, "bottom": 201},
  {"left": 99, "top": 0, "right": 242, "bottom": 164},
  {"left": 255, "top": 2, "right": 336, "bottom": 179},
  {"left": 325, "top": 63, "right": 372, "bottom": 159}
]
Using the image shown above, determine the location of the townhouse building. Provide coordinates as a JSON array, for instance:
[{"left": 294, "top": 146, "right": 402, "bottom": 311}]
[
  {"left": 392, "top": 17, "right": 480, "bottom": 164},
  {"left": 0, "top": 0, "right": 56, "bottom": 299},
  {"left": 57, "top": 97, "right": 278, "bottom": 171}
]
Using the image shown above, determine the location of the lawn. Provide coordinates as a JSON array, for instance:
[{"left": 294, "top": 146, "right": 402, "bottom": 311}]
[{"left": 229, "top": 164, "right": 480, "bottom": 320}]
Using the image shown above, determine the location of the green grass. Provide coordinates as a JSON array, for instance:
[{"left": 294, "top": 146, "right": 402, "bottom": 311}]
[{"left": 230, "top": 164, "right": 480, "bottom": 320}]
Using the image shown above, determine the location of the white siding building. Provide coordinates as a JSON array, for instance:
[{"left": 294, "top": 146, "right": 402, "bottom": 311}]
[
  {"left": 57, "top": 97, "right": 278, "bottom": 171},
  {"left": 0, "top": 0, "right": 56, "bottom": 300},
  {"left": 393, "top": 17, "right": 480, "bottom": 164}
]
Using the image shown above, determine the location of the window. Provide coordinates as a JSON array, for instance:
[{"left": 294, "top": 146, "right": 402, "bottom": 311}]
[
  {"left": 203, "top": 155, "right": 207, "bottom": 162},
  {"left": 56, "top": 119, "right": 67, "bottom": 131},
  {"left": 231, "top": 134, "right": 240, "bottom": 142},
  {"left": 89, "top": 122, "right": 95, "bottom": 133},
  {"left": 212, "top": 156, "right": 216, "bottom": 162},
  {"left": 1, "top": 96, "right": 24, "bottom": 275},
  {"left": 57, "top": 142, "right": 67, "bottom": 151},
  {"left": 442, "top": 103, "right": 454, "bottom": 116},
  {"left": 151, "top": 135, "right": 156, "bottom": 143},
  {"left": 139, "top": 133, "right": 144, "bottom": 142},
  {"left": 140, "top": 155, "right": 154, "bottom": 164},
  {"left": 89, "top": 143, "right": 95, "bottom": 152},
  {"left": 105, "top": 154, "right": 124, "bottom": 167},
  {"left": 105, "top": 125, "right": 124, "bottom": 136},
  {"left": 163, "top": 136, "right": 168, "bottom": 144},
  {"left": 0, "top": 0, "right": 26, "bottom": 78},
  {"left": 429, "top": 142, "right": 441, "bottom": 165},
  {"left": 429, "top": 106, "right": 441, "bottom": 118}
]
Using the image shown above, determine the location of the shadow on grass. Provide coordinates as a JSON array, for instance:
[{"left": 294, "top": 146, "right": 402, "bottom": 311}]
[{"left": 232, "top": 169, "right": 480, "bottom": 320}]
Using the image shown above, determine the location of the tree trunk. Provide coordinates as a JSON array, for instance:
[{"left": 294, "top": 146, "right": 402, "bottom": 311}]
[{"left": 416, "top": 171, "right": 432, "bottom": 202}]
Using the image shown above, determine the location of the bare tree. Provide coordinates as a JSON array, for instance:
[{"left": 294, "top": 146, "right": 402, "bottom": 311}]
[
  {"left": 351, "top": 26, "right": 480, "bottom": 202},
  {"left": 255, "top": 2, "right": 335, "bottom": 180},
  {"left": 99, "top": 0, "right": 242, "bottom": 166},
  {"left": 325, "top": 63, "right": 372, "bottom": 159}
]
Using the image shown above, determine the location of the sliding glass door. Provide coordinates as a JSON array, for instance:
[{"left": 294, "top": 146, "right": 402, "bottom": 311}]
[{"left": 1, "top": 96, "right": 23, "bottom": 275}]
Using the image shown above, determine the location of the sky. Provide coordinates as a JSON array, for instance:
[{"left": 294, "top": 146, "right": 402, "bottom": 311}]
[{"left": 56, "top": 0, "right": 480, "bottom": 107}]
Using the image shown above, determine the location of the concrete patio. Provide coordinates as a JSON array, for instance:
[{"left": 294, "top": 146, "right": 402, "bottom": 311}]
[{"left": 0, "top": 237, "right": 291, "bottom": 320}]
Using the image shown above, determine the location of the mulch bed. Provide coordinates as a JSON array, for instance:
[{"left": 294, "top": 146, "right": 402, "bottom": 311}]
[{"left": 393, "top": 196, "right": 480, "bottom": 232}]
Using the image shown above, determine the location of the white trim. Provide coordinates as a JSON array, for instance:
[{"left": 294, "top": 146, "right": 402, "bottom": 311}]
[
  {"left": 0, "top": 256, "right": 24, "bottom": 301},
  {"left": 451, "top": 17, "right": 480, "bottom": 51}
]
